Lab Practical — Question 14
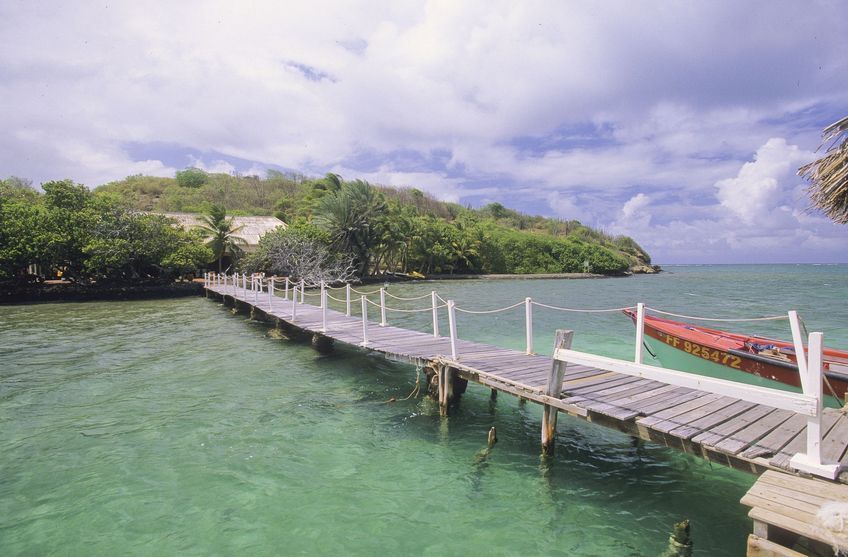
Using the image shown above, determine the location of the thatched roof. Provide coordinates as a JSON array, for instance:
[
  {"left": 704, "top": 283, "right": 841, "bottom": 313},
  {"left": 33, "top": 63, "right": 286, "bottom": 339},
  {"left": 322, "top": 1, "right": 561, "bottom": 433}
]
[
  {"left": 157, "top": 212, "right": 287, "bottom": 250},
  {"left": 799, "top": 116, "right": 848, "bottom": 224}
]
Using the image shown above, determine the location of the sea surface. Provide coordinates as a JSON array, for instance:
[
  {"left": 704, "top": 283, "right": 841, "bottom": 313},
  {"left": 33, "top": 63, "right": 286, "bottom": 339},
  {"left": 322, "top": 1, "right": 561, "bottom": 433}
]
[{"left": 2, "top": 264, "right": 846, "bottom": 556}]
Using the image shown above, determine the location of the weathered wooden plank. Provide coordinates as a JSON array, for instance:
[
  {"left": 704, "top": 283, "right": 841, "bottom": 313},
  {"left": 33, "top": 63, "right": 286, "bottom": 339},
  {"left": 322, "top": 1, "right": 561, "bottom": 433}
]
[
  {"left": 576, "top": 383, "right": 681, "bottom": 421},
  {"left": 562, "top": 375, "right": 643, "bottom": 400},
  {"left": 637, "top": 392, "right": 725, "bottom": 429},
  {"left": 561, "top": 372, "right": 633, "bottom": 394},
  {"left": 756, "top": 469, "right": 848, "bottom": 503},
  {"left": 650, "top": 397, "right": 743, "bottom": 437},
  {"left": 710, "top": 408, "right": 795, "bottom": 456},
  {"left": 668, "top": 399, "right": 757, "bottom": 440},
  {"left": 769, "top": 412, "right": 842, "bottom": 470},
  {"left": 821, "top": 413, "right": 848, "bottom": 464},
  {"left": 746, "top": 535, "right": 806, "bottom": 557},
  {"left": 692, "top": 404, "right": 777, "bottom": 449},
  {"left": 631, "top": 388, "right": 705, "bottom": 417},
  {"left": 741, "top": 413, "right": 808, "bottom": 459}
]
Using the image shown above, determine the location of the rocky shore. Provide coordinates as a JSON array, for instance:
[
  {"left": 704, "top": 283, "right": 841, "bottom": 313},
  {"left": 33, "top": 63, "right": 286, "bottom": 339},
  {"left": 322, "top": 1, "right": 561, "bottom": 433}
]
[{"left": 0, "top": 281, "right": 204, "bottom": 304}]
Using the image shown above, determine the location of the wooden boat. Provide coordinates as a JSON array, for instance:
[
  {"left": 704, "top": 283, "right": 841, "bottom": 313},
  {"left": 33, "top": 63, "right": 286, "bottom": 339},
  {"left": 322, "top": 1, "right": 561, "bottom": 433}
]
[{"left": 623, "top": 309, "right": 848, "bottom": 404}]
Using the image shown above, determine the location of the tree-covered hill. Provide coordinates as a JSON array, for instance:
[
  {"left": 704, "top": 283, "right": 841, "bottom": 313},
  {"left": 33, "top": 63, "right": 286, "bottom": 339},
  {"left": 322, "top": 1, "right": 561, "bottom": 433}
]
[{"left": 95, "top": 169, "right": 654, "bottom": 276}]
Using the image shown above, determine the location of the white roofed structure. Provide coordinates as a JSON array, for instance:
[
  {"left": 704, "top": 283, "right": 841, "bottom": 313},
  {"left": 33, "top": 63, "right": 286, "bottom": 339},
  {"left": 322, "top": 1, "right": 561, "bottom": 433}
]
[{"left": 157, "top": 212, "right": 287, "bottom": 252}]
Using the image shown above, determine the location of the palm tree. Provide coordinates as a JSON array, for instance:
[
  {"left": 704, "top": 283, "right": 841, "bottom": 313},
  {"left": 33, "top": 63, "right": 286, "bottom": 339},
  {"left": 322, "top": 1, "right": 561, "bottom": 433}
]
[
  {"left": 799, "top": 116, "right": 848, "bottom": 223},
  {"left": 313, "top": 180, "right": 386, "bottom": 277},
  {"left": 198, "top": 205, "right": 246, "bottom": 272}
]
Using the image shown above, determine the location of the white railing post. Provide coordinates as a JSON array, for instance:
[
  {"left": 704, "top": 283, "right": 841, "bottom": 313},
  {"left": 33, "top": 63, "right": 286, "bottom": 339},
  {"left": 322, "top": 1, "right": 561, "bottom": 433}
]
[
  {"left": 790, "top": 331, "right": 840, "bottom": 479},
  {"left": 634, "top": 302, "right": 646, "bottom": 364},
  {"left": 525, "top": 297, "right": 534, "bottom": 355},
  {"left": 268, "top": 278, "right": 274, "bottom": 308},
  {"left": 243, "top": 273, "right": 247, "bottom": 291},
  {"left": 283, "top": 277, "right": 289, "bottom": 300},
  {"left": 346, "top": 284, "right": 352, "bottom": 317},
  {"left": 431, "top": 291, "right": 439, "bottom": 338},
  {"left": 360, "top": 295, "right": 369, "bottom": 346},
  {"left": 321, "top": 282, "right": 327, "bottom": 332},
  {"left": 447, "top": 300, "right": 458, "bottom": 360},
  {"left": 291, "top": 286, "right": 298, "bottom": 321},
  {"left": 254, "top": 277, "right": 259, "bottom": 304},
  {"left": 380, "top": 287, "right": 387, "bottom": 326},
  {"left": 788, "top": 310, "right": 809, "bottom": 384},
  {"left": 300, "top": 279, "right": 305, "bottom": 303}
]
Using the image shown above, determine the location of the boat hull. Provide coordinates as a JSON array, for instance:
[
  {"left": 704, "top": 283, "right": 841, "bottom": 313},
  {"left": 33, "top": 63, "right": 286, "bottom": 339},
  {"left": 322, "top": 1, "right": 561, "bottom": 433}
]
[{"left": 626, "top": 310, "right": 848, "bottom": 408}]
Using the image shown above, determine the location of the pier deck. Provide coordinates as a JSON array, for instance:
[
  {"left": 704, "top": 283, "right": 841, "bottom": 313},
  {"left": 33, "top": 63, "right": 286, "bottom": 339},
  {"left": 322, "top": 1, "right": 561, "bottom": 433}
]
[{"left": 204, "top": 283, "right": 848, "bottom": 485}]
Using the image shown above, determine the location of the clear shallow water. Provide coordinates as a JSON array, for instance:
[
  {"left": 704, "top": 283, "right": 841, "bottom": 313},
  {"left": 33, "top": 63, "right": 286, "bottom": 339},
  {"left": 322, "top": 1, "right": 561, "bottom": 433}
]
[{"left": 2, "top": 265, "right": 846, "bottom": 556}]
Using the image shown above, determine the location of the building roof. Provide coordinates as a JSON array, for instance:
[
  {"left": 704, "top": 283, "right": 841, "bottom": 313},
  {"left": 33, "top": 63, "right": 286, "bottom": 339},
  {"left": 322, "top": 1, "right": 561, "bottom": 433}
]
[{"left": 157, "top": 212, "right": 287, "bottom": 250}]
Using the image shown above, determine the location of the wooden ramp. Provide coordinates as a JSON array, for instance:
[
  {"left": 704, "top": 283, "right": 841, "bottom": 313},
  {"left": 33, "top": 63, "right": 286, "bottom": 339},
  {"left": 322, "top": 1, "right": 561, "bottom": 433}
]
[
  {"left": 741, "top": 470, "right": 848, "bottom": 555},
  {"left": 205, "top": 283, "right": 848, "bottom": 485}
]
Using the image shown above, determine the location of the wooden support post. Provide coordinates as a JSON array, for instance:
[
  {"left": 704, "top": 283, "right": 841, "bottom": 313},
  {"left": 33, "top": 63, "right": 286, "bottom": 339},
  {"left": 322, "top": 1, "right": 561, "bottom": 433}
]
[
  {"left": 438, "top": 365, "right": 455, "bottom": 417},
  {"left": 345, "top": 284, "right": 351, "bottom": 317},
  {"left": 541, "top": 329, "right": 573, "bottom": 455},
  {"left": 525, "top": 297, "right": 534, "bottom": 355},
  {"left": 634, "top": 302, "right": 645, "bottom": 364},
  {"left": 380, "top": 287, "right": 387, "bottom": 326},
  {"left": 312, "top": 333, "right": 334, "bottom": 354},
  {"left": 431, "top": 291, "right": 439, "bottom": 337}
]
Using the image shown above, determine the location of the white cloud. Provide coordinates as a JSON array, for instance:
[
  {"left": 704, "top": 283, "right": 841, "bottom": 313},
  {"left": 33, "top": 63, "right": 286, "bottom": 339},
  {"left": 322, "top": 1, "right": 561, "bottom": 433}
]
[
  {"left": 715, "top": 138, "right": 812, "bottom": 224},
  {"left": 0, "top": 1, "right": 846, "bottom": 261}
]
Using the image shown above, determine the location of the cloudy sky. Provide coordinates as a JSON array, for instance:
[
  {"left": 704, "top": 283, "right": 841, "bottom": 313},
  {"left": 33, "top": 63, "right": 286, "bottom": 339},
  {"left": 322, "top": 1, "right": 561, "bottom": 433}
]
[{"left": 2, "top": 1, "right": 847, "bottom": 263}]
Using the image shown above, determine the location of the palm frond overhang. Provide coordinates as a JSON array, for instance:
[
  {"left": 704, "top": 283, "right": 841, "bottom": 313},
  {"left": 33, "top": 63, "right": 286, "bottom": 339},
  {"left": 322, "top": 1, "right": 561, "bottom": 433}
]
[{"left": 799, "top": 116, "right": 848, "bottom": 224}]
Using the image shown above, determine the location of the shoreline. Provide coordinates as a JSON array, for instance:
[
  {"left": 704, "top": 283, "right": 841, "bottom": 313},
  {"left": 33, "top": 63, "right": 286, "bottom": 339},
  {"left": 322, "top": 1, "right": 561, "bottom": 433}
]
[
  {"left": 0, "top": 282, "right": 204, "bottom": 305},
  {"left": 422, "top": 272, "right": 610, "bottom": 281}
]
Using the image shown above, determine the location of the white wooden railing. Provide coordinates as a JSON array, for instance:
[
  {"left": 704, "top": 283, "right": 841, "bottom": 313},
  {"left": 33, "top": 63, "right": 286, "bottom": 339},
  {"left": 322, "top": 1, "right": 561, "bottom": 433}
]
[{"left": 203, "top": 271, "right": 841, "bottom": 480}]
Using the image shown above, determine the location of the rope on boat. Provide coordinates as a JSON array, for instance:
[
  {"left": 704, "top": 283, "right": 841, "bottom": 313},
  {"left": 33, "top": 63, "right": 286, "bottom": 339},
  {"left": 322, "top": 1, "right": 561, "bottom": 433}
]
[
  {"left": 454, "top": 300, "right": 525, "bottom": 315},
  {"left": 647, "top": 308, "right": 788, "bottom": 322},
  {"left": 532, "top": 301, "right": 637, "bottom": 313}
]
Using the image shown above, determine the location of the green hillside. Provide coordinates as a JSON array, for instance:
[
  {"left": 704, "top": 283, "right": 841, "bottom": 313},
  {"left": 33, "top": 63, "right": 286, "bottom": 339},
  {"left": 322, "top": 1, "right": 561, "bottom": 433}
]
[{"left": 95, "top": 170, "right": 654, "bottom": 277}]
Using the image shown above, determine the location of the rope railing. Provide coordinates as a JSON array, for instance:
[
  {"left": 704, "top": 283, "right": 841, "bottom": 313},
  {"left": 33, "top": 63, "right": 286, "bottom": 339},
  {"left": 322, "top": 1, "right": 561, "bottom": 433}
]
[
  {"left": 532, "top": 301, "right": 637, "bottom": 313},
  {"left": 646, "top": 307, "right": 789, "bottom": 322},
  {"left": 350, "top": 286, "right": 383, "bottom": 296},
  {"left": 363, "top": 297, "right": 449, "bottom": 314},
  {"left": 205, "top": 274, "right": 810, "bottom": 369},
  {"left": 454, "top": 300, "right": 525, "bottom": 315},
  {"left": 383, "top": 290, "right": 434, "bottom": 301}
]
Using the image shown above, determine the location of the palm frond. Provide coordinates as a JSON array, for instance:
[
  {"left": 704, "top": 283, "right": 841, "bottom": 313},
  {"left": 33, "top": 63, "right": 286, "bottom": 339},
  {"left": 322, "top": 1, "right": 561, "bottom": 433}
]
[{"left": 799, "top": 116, "right": 848, "bottom": 223}]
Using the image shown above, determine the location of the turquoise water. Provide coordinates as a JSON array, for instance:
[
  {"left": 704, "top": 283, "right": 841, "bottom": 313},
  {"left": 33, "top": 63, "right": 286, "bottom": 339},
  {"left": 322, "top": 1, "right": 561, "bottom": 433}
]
[{"left": 2, "top": 265, "right": 846, "bottom": 556}]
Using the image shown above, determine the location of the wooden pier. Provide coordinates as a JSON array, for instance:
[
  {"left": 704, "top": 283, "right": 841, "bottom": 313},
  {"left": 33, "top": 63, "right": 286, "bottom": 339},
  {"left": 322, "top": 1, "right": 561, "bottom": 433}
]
[
  {"left": 205, "top": 275, "right": 848, "bottom": 555},
  {"left": 204, "top": 276, "right": 848, "bottom": 481}
]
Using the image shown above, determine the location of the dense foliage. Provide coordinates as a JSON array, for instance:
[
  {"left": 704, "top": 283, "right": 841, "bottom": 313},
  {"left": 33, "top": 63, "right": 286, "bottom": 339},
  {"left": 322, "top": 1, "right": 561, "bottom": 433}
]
[
  {"left": 94, "top": 170, "right": 650, "bottom": 277},
  {"left": 0, "top": 178, "right": 212, "bottom": 283}
]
